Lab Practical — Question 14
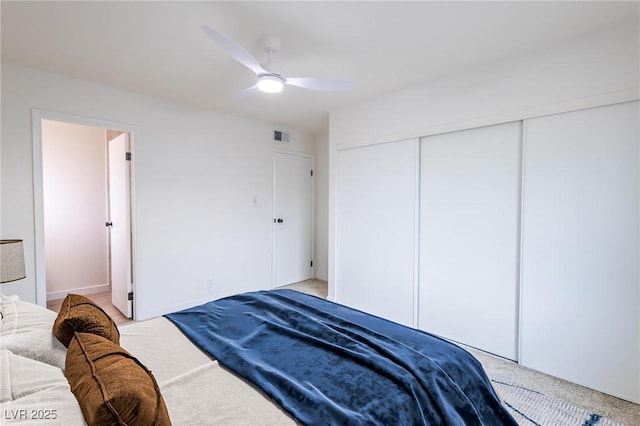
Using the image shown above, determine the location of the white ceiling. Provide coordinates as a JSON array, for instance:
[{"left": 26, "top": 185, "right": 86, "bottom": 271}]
[{"left": 2, "top": 1, "right": 637, "bottom": 134}]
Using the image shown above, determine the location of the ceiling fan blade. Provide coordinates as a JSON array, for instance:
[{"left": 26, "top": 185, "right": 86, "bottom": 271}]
[
  {"left": 202, "top": 25, "right": 266, "bottom": 76},
  {"left": 285, "top": 77, "right": 357, "bottom": 91},
  {"left": 232, "top": 84, "right": 261, "bottom": 100}
]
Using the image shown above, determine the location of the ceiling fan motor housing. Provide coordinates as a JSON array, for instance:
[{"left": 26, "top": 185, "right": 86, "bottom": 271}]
[{"left": 259, "top": 35, "right": 282, "bottom": 55}]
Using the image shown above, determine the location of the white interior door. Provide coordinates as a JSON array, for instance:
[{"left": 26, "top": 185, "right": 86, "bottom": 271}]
[
  {"left": 108, "top": 134, "right": 132, "bottom": 318},
  {"left": 274, "top": 152, "right": 313, "bottom": 287},
  {"left": 419, "top": 122, "right": 522, "bottom": 360},
  {"left": 336, "top": 139, "right": 419, "bottom": 327},
  {"left": 520, "top": 101, "right": 639, "bottom": 403}
]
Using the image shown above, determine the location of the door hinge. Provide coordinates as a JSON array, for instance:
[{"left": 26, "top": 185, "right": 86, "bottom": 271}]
[
  {"left": 310, "top": 170, "right": 313, "bottom": 177},
  {"left": 127, "top": 291, "right": 134, "bottom": 301},
  {"left": 310, "top": 260, "right": 313, "bottom": 267},
  {"left": 125, "top": 152, "right": 132, "bottom": 161}
]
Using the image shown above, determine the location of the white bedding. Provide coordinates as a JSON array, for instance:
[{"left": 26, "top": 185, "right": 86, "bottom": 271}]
[
  {"left": 0, "top": 296, "right": 296, "bottom": 425},
  {"left": 1, "top": 349, "right": 86, "bottom": 424},
  {"left": 120, "top": 317, "right": 296, "bottom": 425},
  {"left": 1, "top": 296, "right": 85, "bottom": 425}
]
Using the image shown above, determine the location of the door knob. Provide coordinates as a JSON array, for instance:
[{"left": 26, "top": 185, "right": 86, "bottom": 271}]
[
  {"left": 277, "top": 218, "right": 284, "bottom": 223},
  {"left": 105, "top": 222, "right": 113, "bottom": 227}
]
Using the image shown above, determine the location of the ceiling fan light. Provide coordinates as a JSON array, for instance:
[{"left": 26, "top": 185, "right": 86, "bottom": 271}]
[{"left": 257, "top": 75, "right": 284, "bottom": 93}]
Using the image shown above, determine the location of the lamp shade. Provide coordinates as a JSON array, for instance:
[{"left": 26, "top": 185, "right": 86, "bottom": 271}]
[{"left": 1, "top": 240, "right": 26, "bottom": 283}]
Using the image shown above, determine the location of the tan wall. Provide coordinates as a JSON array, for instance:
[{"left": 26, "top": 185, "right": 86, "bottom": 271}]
[
  {"left": 42, "top": 119, "right": 109, "bottom": 299},
  {"left": 106, "top": 129, "right": 124, "bottom": 142}
]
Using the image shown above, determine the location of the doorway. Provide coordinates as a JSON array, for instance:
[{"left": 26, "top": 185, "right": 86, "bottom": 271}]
[
  {"left": 32, "top": 111, "right": 135, "bottom": 320},
  {"left": 273, "top": 152, "right": 314, "bottom": 287}
]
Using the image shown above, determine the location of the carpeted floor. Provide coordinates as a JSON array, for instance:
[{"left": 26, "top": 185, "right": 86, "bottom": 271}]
[
  {"left": 492, "top": 378, "right": 624, "bottom": 425},
  {"left": 468, "top": 347, "right": 640, "bottom": 426},
  {"left": 283, "top": 279, "right": 640, "bottom": 426}
]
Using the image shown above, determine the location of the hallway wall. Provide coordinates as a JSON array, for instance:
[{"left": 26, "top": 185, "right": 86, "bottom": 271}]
[{"left": 42, "top": 119, "right": 109, "bottom": 299}]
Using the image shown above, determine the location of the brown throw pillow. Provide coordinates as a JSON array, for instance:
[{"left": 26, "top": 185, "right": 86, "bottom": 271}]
[
  {"left": 65, "top": 332, "right": 171, "bottom": 425},
  {"left": 53, "top": 294, "right": 120, "bottom": 347}
]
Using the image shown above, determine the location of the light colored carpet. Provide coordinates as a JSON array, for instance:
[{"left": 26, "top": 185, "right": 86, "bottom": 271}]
[
  {"left": 279, "top": 279, "right": 328, "bottom": 299},
  {"left": 492, "top": 379, "right": 623, "bottom": 425},
  {"left": 468, "top": 347, "right": 640, "bottom": 426}
]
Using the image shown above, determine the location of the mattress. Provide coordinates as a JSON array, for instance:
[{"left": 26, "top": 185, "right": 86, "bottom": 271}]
[{"left": 0, "top": 295, "right": 295, "bottom": 425}]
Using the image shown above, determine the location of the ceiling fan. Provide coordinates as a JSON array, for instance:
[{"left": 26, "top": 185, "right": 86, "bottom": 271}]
[{"left": 202, "top": 24, "right": 357, "bottom": 97}]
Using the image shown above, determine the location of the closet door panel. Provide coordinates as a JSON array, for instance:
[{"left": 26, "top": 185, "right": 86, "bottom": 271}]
[
  {"left": 419, "top": 122, "right": 521, "bottom": 360},
  {"left": 337, "top": 139, "right": 418, "bottom": 327},
  {"left": 521, "top": 101, "right": 639, "bottom": 403}
]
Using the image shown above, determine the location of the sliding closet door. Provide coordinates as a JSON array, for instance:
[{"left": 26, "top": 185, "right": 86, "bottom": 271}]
[
  {"left": 337, "top": 139, "right": 418, "bottom": 327},
  {"left": 520, "top": 101, "right": 639, "bottom": 403},
  {"left": 419, "top": 122, "right": 521, "bottom": 360}
]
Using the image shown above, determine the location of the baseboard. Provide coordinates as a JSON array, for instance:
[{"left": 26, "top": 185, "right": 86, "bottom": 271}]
[
  {"left": 136, "top": 296, "right": 206, "bottom": 322},
  {"left": 47, "top": 283, "right": 110, "bottom": 302}
]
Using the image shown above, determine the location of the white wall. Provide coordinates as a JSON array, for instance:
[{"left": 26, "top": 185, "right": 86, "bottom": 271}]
[
  {"left": 313, "top": 130, "right": 329, "bottom": 281},
  {"left": 1, "top": 63, "right": 317, "bottom": 320},
  {"left": 42, "top": 120, "right": 109, "bottom": 298},
  {"left": 331, "top": 25, "right": 638, "bottom": 148},
  {"left": 328, "top": 23, "right": 639, "bottom": 299}
]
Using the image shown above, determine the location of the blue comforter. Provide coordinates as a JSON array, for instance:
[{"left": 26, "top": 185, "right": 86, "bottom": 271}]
[{"left": 165, "top": 290, "right": 516, "bottom": 425}]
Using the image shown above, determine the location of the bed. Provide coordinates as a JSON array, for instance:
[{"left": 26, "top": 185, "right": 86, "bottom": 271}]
[{"left": 1, "top": 291, "right": 517, "bottom": 425}]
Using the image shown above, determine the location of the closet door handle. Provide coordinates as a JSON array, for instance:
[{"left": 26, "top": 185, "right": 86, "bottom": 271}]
[
  {"left": 105, "top": 222, "right": 113, "bottom": 227},
  {"left": 277, "top": 218, "right": 284, "bottom": 223}
]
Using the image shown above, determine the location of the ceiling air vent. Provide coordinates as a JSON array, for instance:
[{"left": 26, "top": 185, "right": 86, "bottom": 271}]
[{"left": 274, "top": 130, "right": 290, "bottom": 143}]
